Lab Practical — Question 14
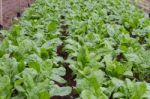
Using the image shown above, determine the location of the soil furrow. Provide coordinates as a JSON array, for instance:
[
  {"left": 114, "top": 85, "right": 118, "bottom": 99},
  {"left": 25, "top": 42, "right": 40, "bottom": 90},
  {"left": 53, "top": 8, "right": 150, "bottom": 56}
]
[{"left": 51, "top": 14, "right": 79, "bottom": 99}]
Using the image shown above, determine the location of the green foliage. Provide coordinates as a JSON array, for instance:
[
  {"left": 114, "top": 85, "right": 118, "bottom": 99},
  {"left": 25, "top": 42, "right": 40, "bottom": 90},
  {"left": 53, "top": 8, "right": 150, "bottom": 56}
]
[{"left": 0, "top": 0, "right": 150, "bottom": 98}]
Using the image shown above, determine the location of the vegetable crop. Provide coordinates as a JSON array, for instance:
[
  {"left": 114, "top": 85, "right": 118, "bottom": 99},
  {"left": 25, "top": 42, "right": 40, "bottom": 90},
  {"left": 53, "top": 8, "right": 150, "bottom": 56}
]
[{"left": 0, "top": 0, "right": 150, "bottom": 99}]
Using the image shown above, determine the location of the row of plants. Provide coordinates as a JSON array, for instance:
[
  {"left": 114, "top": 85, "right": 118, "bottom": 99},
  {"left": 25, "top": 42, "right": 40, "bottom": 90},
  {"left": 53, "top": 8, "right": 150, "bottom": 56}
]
[
  {"left": 0, "top": 0, "right": 150, "bottom": 99},
  {"left": 0, "top": 0, "right": 72, "bottom": 98},
  {"left": 64, "top": 0, "right": 150, "bottom": 98}
]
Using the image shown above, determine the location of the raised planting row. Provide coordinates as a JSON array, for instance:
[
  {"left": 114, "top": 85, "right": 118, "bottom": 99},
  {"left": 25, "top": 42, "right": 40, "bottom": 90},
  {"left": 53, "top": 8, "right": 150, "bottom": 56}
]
[
  {"left": 0, "top": 0, "right": 73, "bottom": 98},
  {"left": 64, "top": 0, "right": 150, "bottom": 98},
  {"left": 0, "top": 0, "right": 150, "bottom": 99}
]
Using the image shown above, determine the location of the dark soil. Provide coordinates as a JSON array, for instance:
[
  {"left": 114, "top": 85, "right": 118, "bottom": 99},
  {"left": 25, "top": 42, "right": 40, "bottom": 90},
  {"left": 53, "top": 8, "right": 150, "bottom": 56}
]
[
  {"left": 17, "top": 12, "right": 21, "bottom": 17},
  {"left": 57, "top": 44, "right": 68, "bottom": 60},
  {"left": 52, "top": 44, "right": 79, "bottom": 99},
  {"left": 116, "top": 52, "right": 127, "bottom": 62},
  {"left": 51, "top": 14, "right": 79, "bottom": 99},
  {"left": 0, "top": 25, "right": 3, "bottom": 30}
]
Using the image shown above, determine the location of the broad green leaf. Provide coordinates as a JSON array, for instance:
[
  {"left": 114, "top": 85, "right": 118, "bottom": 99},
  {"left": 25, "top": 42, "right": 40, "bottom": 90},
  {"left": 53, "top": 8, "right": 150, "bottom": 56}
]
[
  {"left": 131, "top": 83, "right": 147, "bottom": 99},
  {"left": 15, "top": 85, "right": 25, "bottom": 92},
  {"left": 50, "top": 74, "right": 66, "bottom": 84},
  {"left": 51, "top": 86, "right": 72, "bottom": 96},
  {"left": 123, "top": 71, "right": 133, "bottom": 77},
  {"left": 17, "top": 61, "right": 25, "bottom": 72},
  {"left": 39, "top": 90, "right": 49, "bottom": 99},
  {"left": 113, "top": 92, "right": 124, "bottom": 98},
  {"left": 52, "top": 67, "right": 66, "bottom": 76},
  {"left": 28, "top": 61, "right": 41, "bottom": 72},
  {"left": 47, "top": 22, "right": 58, "bottom": 32}
]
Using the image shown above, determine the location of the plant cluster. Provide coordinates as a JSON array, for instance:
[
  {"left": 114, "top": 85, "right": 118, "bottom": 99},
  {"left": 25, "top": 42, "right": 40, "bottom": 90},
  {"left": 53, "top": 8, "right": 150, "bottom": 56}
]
[{"left": 0, "top": 0, "right": 150, "bottom": 99}]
